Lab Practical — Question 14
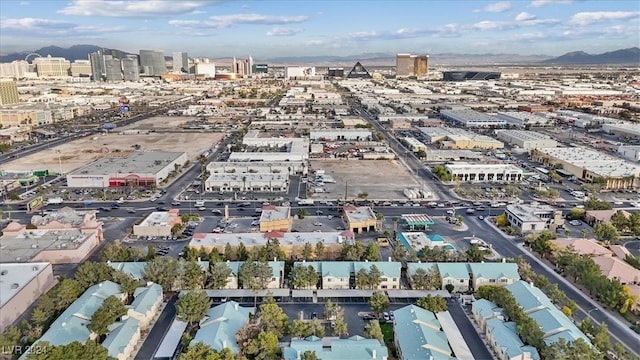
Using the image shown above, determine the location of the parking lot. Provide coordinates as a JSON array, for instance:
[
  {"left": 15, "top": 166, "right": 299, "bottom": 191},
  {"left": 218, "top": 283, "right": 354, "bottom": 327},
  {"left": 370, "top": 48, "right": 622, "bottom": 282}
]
[{"left": 308, "top": 160, "right": 422, "bottom": 200}]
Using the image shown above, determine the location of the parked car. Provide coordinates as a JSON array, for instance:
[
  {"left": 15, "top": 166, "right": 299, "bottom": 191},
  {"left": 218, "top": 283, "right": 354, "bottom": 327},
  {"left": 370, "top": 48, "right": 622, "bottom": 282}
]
[{"left": 383, "top": 312, "right": 390, "bottom": 321}]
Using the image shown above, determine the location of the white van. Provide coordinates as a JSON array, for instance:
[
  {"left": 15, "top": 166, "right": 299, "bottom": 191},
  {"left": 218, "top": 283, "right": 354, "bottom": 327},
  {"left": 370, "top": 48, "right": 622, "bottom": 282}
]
[{"left": 195, "top": 200, "right": 205, "bottom": 207}]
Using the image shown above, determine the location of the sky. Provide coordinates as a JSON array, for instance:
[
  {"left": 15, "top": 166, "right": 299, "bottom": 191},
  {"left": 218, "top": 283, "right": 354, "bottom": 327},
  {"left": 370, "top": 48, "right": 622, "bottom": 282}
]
[{"left": 0, "top": 0, "right": 638, "bottom": 59}]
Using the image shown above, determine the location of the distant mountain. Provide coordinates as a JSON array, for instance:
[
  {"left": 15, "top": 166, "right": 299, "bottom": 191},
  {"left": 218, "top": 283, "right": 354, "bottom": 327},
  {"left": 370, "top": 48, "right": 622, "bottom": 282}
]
[
  {"left": 0, "top": 45, "right": 107, "bottom": 62},
  {"left": 541, "top": 47, "right": 640, "bottom": 65},
  {"left": 264, "top": 53, "right": 551, "bottom": 66}
]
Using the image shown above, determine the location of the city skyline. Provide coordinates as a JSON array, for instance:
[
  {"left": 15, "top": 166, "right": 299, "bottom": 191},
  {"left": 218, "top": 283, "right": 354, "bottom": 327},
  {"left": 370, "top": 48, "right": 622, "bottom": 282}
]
[{"left": 0, "top": 0, "right": 639, "bottom": 59}]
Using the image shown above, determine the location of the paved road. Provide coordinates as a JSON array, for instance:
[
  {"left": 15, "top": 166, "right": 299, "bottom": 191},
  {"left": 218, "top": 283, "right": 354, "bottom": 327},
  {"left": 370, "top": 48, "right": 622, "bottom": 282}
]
[
  {"left": 446, "top": 300, "right": 494, "bottom": 360},
  {"left": 135, "top": 295, "right": 177, "bottom": 360},
  {"left": 464, "top": 216, "right": 640, "bottom": 356}
]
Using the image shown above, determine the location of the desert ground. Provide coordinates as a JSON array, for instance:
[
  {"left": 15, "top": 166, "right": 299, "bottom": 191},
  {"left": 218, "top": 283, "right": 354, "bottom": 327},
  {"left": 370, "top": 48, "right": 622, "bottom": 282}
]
[
  {"left": 1, "top": 132, "right": 224, "bottom": 173},
  {"left": 308, "top": 159, "right": 424, "bottom": 200},
  {"left": 117, "top": 116, "right": 197, "bottom": 131}
]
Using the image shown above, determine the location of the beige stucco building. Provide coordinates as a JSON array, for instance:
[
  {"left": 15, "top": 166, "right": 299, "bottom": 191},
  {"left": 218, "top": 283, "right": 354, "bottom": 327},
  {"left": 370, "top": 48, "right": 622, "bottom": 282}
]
[
  {"left": 343, "top": 205, "right": 378, "bottom": 233},
  {"left": 259, "top": 205, "right": 292, "bottom": 232},
  {"left": 133, "top": 209, "right": 182, "bottom": 237},
  {"left": 0, "top": 262, "right": 56, "bottom": 332}
]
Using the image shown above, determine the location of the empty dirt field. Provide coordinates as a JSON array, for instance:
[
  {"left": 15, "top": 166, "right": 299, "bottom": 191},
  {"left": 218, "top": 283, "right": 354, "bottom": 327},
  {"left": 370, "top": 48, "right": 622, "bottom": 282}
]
[
  {"left": 1, "top": 132, "right": 224, "bottom": 173},
  {"left": 308, "top": 160, "right": 422, "bottom": 200},
  {"left": 118, "top": 116, "right": 198, "bottom": 131}
]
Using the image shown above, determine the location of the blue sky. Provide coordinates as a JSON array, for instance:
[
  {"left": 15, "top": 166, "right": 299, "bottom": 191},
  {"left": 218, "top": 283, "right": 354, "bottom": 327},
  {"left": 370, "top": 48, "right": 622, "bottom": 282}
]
[{"left": 1, "top": 0, "right": 638, "bottom": 59}]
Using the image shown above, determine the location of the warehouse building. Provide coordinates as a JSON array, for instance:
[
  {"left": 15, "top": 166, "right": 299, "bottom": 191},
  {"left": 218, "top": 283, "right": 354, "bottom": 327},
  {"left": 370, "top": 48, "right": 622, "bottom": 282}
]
[
  {"left": 603, "top": 122, "right": 640, "bottom": 139},
  {"left": 310, "top": 129, "right": 372, "bottom": 141},
  {"left": 440, "top": 108, "right": 506, "bottom": 127},
  {"left": 495, "top": 130, "right": 558, "bottom": 149},
  {"left": 531, "top": 147, "right": 640, "bottom": 190},
  {"left": 420, "top": 127, "right": 504, "bottom": 150},
  {"left": 495, "top": 111, "right": 555, "bottom": 128},
  {"left": 66, "top": 151, "right": 187, "bottom": 188},
  {"left": 445, "top": 162, "right": 523, "bottom": 183}
]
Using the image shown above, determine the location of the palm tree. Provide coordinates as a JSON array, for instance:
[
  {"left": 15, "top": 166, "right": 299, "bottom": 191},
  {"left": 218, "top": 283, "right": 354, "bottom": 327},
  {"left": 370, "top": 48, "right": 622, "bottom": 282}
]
[
  {"left": 5, "top": 205, "right": 12, "bottom": 220},
  {"left": 242, "top": 176, "right": 247, "bottom": 191},
  {"left": 392, "top": 217, "right": 399, "bottom": 233},
  {"left": 581, "top": 229, "right": 587, "bottom": 239}
]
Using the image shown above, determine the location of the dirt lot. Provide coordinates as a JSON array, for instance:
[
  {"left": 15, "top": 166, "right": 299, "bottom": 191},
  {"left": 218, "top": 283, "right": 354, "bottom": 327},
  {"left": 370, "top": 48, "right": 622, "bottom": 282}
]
[
  {"left": 308, "top": 160, "right": 422, "bottom": 200},
  {"left": 1, "top": 132, "right": 224, "bottom": 173},
  {"left": 118, "top": 116, "right": 197, "bottom": 131}
]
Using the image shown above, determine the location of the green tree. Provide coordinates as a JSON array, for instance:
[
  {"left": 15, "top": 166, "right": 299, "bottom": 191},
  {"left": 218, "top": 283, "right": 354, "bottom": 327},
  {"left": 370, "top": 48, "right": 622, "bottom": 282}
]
[
  {"left": 245, "top": 331, "right": 279, "bottom": 360},
  {"left": 87, "top": 296, "right": 126, "bottom": 337},
  {"left": 301, "top": 350, "right": 319, "bottom": 360},
  {"left": 495, "top": 214, "right": 508, "bottom": 227},
  {"left": 465, "top": 244, "right": 486, "bottom": 262},
  {"left": 258, "top": 302, "right": 289, "bottom": 338},
  {"left": 179, "top": 341, "right": 218, "bottom": 360},
  {"left": 297, "top": 208, "right": 307, "bottom": 219},
  {"left": 180, "top": 259, "right": 206, "bottom": 290},
  {"left": 331, "top": 316, "right": 349, "bottom": 337},
  {"left": 74, "top": 261, "right": 114, "bottom": 290},
  {"left": 0, "top": 326, "right": 21, "bottom": 353},
  {"left": 416, "top": 295, "right": 448, "bottom": 313},
  {"left": 364, "top": 319, "right": 384, "bottom": 344},
  {"left": 290, "top": 264, "right": 319, "bottom": 289},
  {"left": 223, "top": 243, "right": 236, "bottom": 261},
  {"left": 26, "top": 340, "right": 113, "bottom": 360},
  {"left": 584, "top": 198, "right": 613, "bottom": 210},
  {"left": 592, "top": 322, "right": 611, "bottom": 353},
  {"left": 369, "top": 291, "right": 390, "bottom": 317},
  {"left": 111, "top": 270, "right": 140, "bottom": 300},
  {"left": 308, "top": 318, "right": 325, "bottom": 337},
  {"left": 206, "top": 262, "right": 232, "bottom": 289},
  {"left": 593, "top": 223, "right": 619, "bottom": 244},
  {"left": 544, "top": 283, "right": 566, "bottom": 305},
  {"left": 176, "top": 290, "right": 211, "bottom": 325},
  {"left": 143, "top": 256, "right": 179, "bottom": 291},
  {"left": 314, "top": 242, "right": 325, "bottom": 260},
  {"left": 302, "top": 242, "right": 314, "bottom": 260},
  {"left": 355, "top": 268, "right": 370, "bottom": 289},
  {"left": 364, "top": 242, "right": 380, "bottom": 261},
  {"left": 289, "top": 319, "right": 311, "bottom": 338},
  {"left": 368, "top": 265, "right": 382, "bottom": 289}
]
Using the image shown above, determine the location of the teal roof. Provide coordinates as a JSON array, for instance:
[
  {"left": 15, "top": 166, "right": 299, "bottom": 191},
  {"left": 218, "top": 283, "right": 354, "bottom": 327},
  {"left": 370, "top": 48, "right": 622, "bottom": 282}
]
[
  {"left": 472, "top": 299, "right": 504, "bottom": 320},
  {"left": 35, "top": 280, "right": 122, "bottom": 347},
  {"left": 128, "top": 283, "right": 162, "bottom": 315},
  {"left": 486, "top": 318, "right": 540, "bottom": 360},
  {"left": 321, "top": 261, "right": 353, "bottom": 278},
  {"left": 506, "top": 281, "right": 591, "bottom": 346},
  {"left": 234, "top": 261, "right": 284, "bottom": 279},
  {"left": 108, "top": 262, "right": 147, "bottom": 280},
  {"left": 407, "top": 262, "right": 437, "bottom": 276},
  {"left": 528, "top": 308, "right": 591, "bottom": 345},
  {"left": 353, "top": 261, "right": 401, "bottom": 278},
  {"left": 506, "top": 281, "right": 554, "bottom": 313},
  {"left": 191, "top": 301, "right": 252, "bottom": 354},
  {"left": 283, "top": 336, "right": 389, "bottom": 360},
  {"left": 468, "top": 262, "right": 520, "bottom": 281},
  {"left": 436, "top": 262, "right": 470, "bottom": 280},
  {"left": 102, "top": 317, "right": 140, "bottom": 359},
  {"left": 109, "top": 261, "right": 210, "bottom": 280},
  {"left": 393, "top": 305, "right": 456, "bottom": 360}
]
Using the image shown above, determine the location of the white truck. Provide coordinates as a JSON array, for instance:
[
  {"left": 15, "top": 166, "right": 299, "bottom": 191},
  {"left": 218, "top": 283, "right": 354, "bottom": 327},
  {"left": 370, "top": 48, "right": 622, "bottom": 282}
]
[
  {"left": 195, "top": 200, "right": 205, "bottom": 207},
  {"left": 46, "top": 197, "right": 64, "bottom": 205},
  {"left": 297, "top": 199, "right": 314, "bottom": 206}
]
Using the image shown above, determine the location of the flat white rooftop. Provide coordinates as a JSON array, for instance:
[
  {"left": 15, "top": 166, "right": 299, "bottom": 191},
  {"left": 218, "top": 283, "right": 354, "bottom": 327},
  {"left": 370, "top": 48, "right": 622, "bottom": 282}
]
[
  {"left": 260, "top": 206, "right": 290, "bottom": 222},
  {"left": 0, "top": 229, "right": 95, "bottom": 263},
  {"left": 535, "top": 147, "right": 640, "bottom": 178},
  {"left": 189, "top": 231, "right": 353, "bottom": 248},
  {"left": 70, "top": 151, "right": 185, "bottom": 176},
  {"left": 0, "top": 262, "right": 51, "bottom": 307}
]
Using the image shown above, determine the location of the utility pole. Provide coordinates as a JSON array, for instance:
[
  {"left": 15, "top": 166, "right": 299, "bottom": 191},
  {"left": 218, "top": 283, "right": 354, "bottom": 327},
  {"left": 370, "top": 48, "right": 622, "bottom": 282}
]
[{"left": 344, "top": 180, "right": 348, "bottom": 201}]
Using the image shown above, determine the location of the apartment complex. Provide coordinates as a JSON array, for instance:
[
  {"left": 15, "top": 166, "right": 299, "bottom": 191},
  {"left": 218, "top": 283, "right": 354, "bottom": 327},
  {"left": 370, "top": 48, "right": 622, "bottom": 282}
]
[{"left": 0, "top": 80, "right": 20, "bottom": 105}]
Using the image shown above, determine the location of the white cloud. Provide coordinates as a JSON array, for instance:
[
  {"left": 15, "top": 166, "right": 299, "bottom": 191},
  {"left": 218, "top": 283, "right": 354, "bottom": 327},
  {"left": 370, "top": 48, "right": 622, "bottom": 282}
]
[
  {"left": 59, "top": 0, "right": 215, "bottom": 17},
  {"left": 511, "top": 32, "right": 546, "bottom": 41},
  {"left": 529, "top": 0, "right": 574, "bottom": 8},
  {"left": 0, "top": 17, "right": 75, "bottom": 30},
  {"left": 207, "top": 13, "right": 309, "bottom": 27},
  {"left": 515, "top": 12, "right": 536, "bottom": 22},
  {"left": 473, "top": 20, "right": 514, "bottom": 30},
  {"left": 569, "top": 11, "right": 640, "bottom": 26},
  {"left": 474, "top": 1, "right": 511, "bottom": 13},
  {"left": 266, "top": 27, "right": 303, "bottom": 36},
  {"left": 171, "top": 13, "right": 309, "bottom": 29}
]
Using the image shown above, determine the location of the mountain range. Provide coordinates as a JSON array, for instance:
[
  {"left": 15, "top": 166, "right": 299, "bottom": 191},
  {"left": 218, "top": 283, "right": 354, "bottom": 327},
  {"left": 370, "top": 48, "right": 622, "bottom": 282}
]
[
  {"left": 539, "top": 47, "right": 639, "bottom": 65},
  {"left": 0, "top": 45, "right": 638, "bottom": 66}
]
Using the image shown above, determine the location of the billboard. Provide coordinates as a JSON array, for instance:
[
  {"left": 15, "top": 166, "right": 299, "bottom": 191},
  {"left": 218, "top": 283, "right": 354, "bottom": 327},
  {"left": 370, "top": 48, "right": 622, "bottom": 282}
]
[
  {"left": 252, "top": 64, "right": 268, "bottom": 73},
  {"left": 28, "top": 196, "right": 44, "bottom": 212},
  {"left": 285, "top": 66, "right": 316, "bottom": 79}
]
